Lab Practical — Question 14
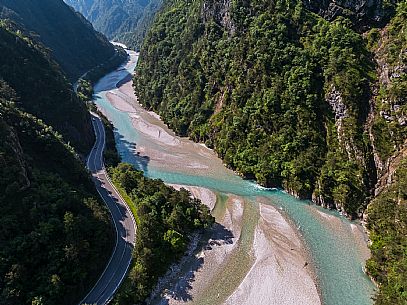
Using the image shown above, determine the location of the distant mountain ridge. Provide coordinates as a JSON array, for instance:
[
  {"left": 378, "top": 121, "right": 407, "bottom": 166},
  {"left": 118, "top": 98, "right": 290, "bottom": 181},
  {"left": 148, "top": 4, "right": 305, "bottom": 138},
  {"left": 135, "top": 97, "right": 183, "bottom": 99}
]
[
  {"left": 0, "top": 0, "right": 115, "bottom": 80},
  {"left": 64, "top": 0, "right": 162, "bottom": 50}
]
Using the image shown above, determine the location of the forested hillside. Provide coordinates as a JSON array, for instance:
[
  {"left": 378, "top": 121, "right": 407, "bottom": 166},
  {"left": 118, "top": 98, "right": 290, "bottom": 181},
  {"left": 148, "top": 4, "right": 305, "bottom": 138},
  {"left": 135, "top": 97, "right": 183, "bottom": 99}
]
[
  {"left": 0, "top": 0, "right": 115, "bottom": 80},
  {"left": 116, "top": 0, "right": 162, "bottom": 51},
  {"left": 0, "top": 23, "right": 114, "bottom": 305},
  {"left": 64, "top": 0, "right": 162, "bottom": 50},
  {"left": 134, "top": 0, "right": 406, "bottom": 303},
  {"left": 0, "top": 21, "right": 94, "bottom": 153},
  {"left": 135, "top": 0, "right": 378, "bottom": 216}
]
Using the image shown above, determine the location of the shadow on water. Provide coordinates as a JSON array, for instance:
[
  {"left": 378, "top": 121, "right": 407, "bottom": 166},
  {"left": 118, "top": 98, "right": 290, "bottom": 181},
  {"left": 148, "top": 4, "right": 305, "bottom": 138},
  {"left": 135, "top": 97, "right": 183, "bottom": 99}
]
[
  {"left": 114, "top": 129, "right": 150, "bottom": 175},
  {"left": 152, "top": 223, "right": 234, "bottom": 304},
  {"left": 93, "top": 64, "right": 132, "bottom": 94}
]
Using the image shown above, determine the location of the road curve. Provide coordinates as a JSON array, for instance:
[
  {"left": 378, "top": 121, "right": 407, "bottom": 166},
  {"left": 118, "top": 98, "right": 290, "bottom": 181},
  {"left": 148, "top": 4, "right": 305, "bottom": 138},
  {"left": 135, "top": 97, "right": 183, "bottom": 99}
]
[{"left": 79, "top": 113, "right": 136, "bottom": 305}]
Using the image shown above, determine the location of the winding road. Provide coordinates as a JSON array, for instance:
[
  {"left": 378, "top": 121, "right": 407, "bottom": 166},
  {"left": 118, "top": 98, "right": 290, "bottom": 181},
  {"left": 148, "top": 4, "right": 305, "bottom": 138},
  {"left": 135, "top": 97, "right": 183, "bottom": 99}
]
[{"left": 79, "top": 113, "right": 136, "bottom": 305}]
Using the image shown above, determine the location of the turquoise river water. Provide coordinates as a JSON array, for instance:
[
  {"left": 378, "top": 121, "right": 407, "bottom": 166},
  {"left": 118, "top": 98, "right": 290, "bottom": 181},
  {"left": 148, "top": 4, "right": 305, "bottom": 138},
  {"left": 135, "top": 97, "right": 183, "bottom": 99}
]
[{"left": 93, "top": 51, "right": 376, "bottom": 305}]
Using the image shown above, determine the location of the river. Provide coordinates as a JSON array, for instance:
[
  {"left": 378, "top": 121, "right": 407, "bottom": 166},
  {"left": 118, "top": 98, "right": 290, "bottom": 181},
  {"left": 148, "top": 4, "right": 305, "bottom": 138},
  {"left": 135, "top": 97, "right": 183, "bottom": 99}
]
[{"left": 92, "top": 50, "right": 376, "bottom": 305}]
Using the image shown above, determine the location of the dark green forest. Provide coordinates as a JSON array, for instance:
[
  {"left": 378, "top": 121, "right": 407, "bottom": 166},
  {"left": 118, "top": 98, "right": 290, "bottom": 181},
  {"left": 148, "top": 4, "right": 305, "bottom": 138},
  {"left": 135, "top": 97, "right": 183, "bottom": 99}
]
[
  {"left": 109, "top": 163, "right": 214, "bottom": 305},
  {"left": 0, "top": 23, "right": 114, "bottom": 305},
  {"left": 134, "top": 0, "right": 406, "bottom": 303},
  {"left": 0, "top": 21, "right": 94, "bottom": 153},
  {"left": 0, "top": 0, "right": 115, "bottom": 80},
  {"left": 0, "top": 95, "right": 113, "bottom": 305}
]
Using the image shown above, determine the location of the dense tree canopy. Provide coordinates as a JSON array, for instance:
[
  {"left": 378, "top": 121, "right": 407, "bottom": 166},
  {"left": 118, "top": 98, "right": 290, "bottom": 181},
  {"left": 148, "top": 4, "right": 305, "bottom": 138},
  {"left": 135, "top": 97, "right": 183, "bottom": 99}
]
[
  {"left": 0, "top": 23, "right": 115, "bottom": 305},
  {"left": 366, "top": 160, "right": 407, "bottom": 305},
  {"left": 0, "top": 22, "right": 94, "bottom": 153},
  {"left": 135, "top": 0, "right": 406, "bottom": 303},
  {"left": 109, "top": 163, "right": 214, "bottom": 305},
  {"left": 0, "top": 96, "right": 113, "bottom": 305},
  {"left": 134, "top": 0, "right": 375, "bottom": 216}
]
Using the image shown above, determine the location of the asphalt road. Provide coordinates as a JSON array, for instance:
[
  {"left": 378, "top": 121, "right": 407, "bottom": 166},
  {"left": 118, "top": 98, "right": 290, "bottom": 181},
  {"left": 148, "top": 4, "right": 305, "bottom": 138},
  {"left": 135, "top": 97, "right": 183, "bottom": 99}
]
[{"left": 79, "top": 113, "right": 136, "bottom": 305}]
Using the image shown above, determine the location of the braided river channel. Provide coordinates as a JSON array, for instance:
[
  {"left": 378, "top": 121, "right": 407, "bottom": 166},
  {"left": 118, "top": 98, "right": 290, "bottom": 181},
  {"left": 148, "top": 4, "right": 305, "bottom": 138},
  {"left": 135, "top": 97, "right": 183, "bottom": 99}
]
[{"left": 93, "top": 50, "right": 375, "bottom": 305}]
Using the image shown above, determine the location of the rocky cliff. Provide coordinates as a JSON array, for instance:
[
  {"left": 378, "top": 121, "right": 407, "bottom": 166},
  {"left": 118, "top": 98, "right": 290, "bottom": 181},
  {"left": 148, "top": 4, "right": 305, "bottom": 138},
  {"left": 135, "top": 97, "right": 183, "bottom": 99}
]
[{"left": 303, "top": 0, "right": 398, "bottom": 30}]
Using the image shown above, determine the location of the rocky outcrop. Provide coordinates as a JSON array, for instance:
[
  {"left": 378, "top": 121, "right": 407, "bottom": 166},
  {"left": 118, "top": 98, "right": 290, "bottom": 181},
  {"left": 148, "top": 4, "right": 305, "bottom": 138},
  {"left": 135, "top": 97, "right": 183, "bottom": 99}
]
[
  {"left": 303, "top": 0, "right": 397, "bottom": 30},
  {"left": 326, "top": 85, "right": 364, "bottom": 163},
  {"left": 202, "top": 0, "right": 235, "bottom": 35},
  {"left": 368, "top": 22, "right": 407, "bottom": 195}
]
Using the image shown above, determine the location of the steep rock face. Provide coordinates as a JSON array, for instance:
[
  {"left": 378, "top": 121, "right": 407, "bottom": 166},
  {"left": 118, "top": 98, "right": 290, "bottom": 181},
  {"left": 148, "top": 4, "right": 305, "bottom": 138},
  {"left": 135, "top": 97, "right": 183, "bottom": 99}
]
[
  {"left": 202, "top": 0, "right": 235, "bottom": 35},
  {"left": 326, "top": 86, "right": 349, "bottom": 152},
  {"left": 0, "top": 0, "right": 115, "bottom": 80},
  {"left": 303, "top": 0, "right": 398, "bottom": 30},
  {"left": 368, "top": 2, "right": 407, "bottom": 195}
]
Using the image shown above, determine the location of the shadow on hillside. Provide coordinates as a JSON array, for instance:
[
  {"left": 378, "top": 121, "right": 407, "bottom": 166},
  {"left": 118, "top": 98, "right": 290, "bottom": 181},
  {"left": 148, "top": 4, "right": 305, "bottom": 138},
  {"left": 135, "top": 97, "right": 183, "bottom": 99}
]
[{"left": 151, "top": 222, "right": 234, "bottom": 304}]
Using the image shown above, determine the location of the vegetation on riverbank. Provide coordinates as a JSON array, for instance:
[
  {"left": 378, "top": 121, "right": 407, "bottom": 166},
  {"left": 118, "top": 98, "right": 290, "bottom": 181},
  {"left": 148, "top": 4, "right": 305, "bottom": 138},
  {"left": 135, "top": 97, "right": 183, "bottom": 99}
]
[
  {"left": 99, "top": 112, "right": 121, "bottom": 167},
  {"left": 109, "top": 163, "right": 214, "bottom": 304},
  {"left": 134, "top": 0, "right": 406, "bottom": 302},
  {"left": 134, "top": 0, "right": 376, "bottom": 217}
]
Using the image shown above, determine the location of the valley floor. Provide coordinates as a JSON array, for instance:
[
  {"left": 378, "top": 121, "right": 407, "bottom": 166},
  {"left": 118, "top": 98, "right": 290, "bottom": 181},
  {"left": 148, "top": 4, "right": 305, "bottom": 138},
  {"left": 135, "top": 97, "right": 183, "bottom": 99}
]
[
  {"left": 102, "top": 69, "right": 321, "bottom": 305},
  {"left": 93, "top": 51, "right": 374, "bottom": 305}
]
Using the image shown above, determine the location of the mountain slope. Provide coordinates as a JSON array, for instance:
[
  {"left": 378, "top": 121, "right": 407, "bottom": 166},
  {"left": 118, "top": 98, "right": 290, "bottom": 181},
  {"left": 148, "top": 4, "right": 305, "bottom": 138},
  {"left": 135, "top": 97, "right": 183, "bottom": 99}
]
[
  {"left": 0, "top": 21, "right": 94, "bottom": 153},
  {"left": 0, "top": 0, "right": 115, "bottom": 80},
  {"left": 0, "top": 22, "right": 115, "bottom": 305},
  {"left": 135, "top": 0, "right": 377, "bottom": 216},
  {"left": 64, "top": 0, "right": 162, "bottom": 50},
  {"left": 134, "top": 0, "right": 406, "bottom": 303}
]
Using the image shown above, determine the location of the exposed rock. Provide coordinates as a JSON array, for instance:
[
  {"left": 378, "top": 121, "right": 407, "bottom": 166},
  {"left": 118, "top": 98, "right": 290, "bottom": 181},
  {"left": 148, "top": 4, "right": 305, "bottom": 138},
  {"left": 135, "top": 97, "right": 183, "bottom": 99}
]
[
  {"left": 202, "top": 0, "right": 235, "bottom": 35},
  {"left": 367, "top": 25, "right": 406, "bottom": 196},
  {"left": 326, "top": 85, "right": 353, "bottom": 157},
  {"left": 326, "top": 85, "right": 367, "bottom": 164},
  {"left": 327, "top": 85, "right": 347, "bottom": 121},
  {"left": 375, "top": 143, "right": 407, "bottom": 195},
  {"left": 312, "top": 191, "right": 328, "bottom": 208},
  {"left": 303, "top": 0, "right": 397, "bottom": 30}
]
